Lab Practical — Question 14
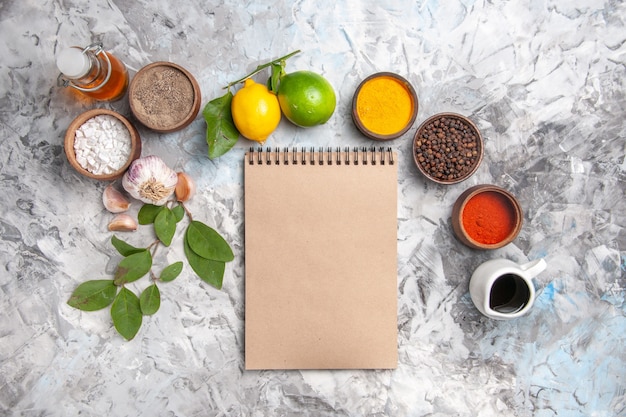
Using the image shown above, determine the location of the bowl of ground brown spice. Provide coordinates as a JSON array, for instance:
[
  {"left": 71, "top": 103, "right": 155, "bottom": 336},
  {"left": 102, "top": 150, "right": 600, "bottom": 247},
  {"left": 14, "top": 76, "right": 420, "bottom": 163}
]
[
  {"left": 412, "top": 112, "right": 483, "bottom": 184},
  {"left": 451, "top": 184, "right": 523, "bottom": 250},
  {"left": 129, "top": 62, "right": 201, "bottom": 133},
  {"left": 352, "top": 72, "right": 418, "bottom": 140}
]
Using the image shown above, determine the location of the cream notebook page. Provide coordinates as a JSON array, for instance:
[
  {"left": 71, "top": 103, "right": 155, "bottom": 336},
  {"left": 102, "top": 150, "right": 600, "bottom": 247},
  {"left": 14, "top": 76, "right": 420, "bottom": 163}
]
[{"left": 244, "top": 148, "right": 398, "bottom": 370}]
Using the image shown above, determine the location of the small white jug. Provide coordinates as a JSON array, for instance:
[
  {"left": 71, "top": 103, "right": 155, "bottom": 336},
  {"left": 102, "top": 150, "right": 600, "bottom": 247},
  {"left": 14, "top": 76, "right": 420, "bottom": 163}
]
[{"left": 469, "top": 258, "right": 547, "bottom": 320}]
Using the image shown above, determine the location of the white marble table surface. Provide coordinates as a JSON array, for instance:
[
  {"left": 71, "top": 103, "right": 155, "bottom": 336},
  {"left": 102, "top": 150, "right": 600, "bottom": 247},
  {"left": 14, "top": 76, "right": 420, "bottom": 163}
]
[{"left": 1, "top": 1, "right": 625, "bottom": 416}]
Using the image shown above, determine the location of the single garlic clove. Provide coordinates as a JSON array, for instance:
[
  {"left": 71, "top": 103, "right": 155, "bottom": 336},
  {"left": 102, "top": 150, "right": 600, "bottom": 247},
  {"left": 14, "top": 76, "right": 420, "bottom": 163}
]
[
  {"left": 107, "top": 214, "right": 138, "bottom": 232},
  {"left": 175, "top": 172, "right": 196, "bottom": 202},
  {"left": 103, "top": 184, "right": 131, "bottom": 213}
]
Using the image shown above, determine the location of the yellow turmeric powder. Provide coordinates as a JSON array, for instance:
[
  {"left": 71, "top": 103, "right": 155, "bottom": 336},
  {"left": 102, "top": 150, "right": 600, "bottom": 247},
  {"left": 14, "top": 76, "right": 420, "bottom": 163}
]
[{"left": 356, "top": 75, "right": 414, "bottom": 135}]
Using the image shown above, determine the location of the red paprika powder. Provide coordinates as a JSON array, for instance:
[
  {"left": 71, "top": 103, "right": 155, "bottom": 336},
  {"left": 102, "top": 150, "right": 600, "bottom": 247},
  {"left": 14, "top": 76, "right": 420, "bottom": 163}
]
[{"left": 462, "top": 191, "right": 516, "bottom": 244}]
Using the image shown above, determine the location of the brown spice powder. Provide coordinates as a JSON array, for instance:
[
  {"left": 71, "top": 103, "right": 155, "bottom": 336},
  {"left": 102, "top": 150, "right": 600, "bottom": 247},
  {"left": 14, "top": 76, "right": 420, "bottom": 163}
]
[{"left": 131, "top": 66, "right": 194, "bottom": 129}]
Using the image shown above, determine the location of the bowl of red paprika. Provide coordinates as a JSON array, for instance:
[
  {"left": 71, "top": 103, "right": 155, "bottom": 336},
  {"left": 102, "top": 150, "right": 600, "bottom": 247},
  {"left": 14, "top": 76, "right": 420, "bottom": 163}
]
[{"left": 451, "top": 184, "right": 523, "bottom": 250}]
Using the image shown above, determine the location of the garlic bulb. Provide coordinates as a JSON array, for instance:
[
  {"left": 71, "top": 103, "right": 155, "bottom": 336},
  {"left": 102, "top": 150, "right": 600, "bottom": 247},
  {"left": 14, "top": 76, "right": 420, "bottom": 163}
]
[
  {"left": 102, "top": 184, "right": 131, "bottom": 213},
  {"left": 175, "top": 172, "right": 196, "bottom": 202},
  {"left": 122, "top": 155, "right": 178, "bottom": 206}
]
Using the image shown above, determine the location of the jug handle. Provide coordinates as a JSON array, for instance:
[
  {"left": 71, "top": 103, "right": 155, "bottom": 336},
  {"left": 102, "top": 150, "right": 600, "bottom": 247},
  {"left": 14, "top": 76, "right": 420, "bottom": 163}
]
[{"left": 520, "top": 258, "right": 547, "bottom": 278}]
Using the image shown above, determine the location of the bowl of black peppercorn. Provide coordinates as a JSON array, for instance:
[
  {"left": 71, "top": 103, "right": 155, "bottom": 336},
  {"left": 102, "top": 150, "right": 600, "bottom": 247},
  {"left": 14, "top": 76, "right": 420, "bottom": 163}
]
[{"left": 412, "top": 112, "right": 484, "bottom": 184}]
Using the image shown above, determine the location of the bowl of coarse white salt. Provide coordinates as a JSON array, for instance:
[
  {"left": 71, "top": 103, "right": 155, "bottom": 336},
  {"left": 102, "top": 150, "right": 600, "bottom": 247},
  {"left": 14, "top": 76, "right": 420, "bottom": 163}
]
[{"left": 64, "top": 109, "right": 142, "bottom": 180}]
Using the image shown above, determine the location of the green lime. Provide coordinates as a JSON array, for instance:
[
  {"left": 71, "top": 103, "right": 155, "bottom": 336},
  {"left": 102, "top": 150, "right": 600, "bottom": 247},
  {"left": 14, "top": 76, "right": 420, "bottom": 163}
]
[{"left": 277, "top": 71, "right": 336, "bottom": 127}]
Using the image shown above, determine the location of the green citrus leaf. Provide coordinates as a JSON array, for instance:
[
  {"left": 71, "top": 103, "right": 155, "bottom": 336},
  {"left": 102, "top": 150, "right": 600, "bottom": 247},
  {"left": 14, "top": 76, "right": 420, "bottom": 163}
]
[
  {"left": 185, "top": 220, "right": 234, "bottom": 262},
  {"left": 184, "top": 234, "right": 225, "bottom": 289},
  {"left": 67, "top": 279, "right": 117, "bottom": 311},
  {"left": 154, "top": 207, "right": 177, "bottom": 246},
  {"left": 111, "top": 235, "right": 144, "bottom": 257},
  {"left": 203, "top": 92, "right": 239, "bottom": 159},
  {"left": 138, "top": 204, "right": 165, "bottom": 225},
  {"left": 172, "top": 205, "right": 185, "bottom": 222},
  {"left": 160, "top": 261, "right": 183, "bottom": 282},
  {"left": 268, "top": 62, "right": 284, "bottom": 94},
  {"left": 139, "top": 284, "right": 160, "bottom": 315},
  {"left": 111, "top": 287, "right": 142, "bottom": 340},
  {"left": 113, "top": 250, "right": 152, "bottom": 285}
]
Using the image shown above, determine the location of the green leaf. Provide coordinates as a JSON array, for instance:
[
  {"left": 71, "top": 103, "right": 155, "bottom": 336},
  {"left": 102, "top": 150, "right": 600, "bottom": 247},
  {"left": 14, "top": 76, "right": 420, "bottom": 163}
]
[
  {"left": 139, "top": 284, "right": 160, "bottom": 315},
  {"left": 154, "top": 207, "right": 177, "bottom": 246},
  {"left": 160, "top": 261, "right": 183, "bottom": 282},
  {"left": 111, "top": 287, "right": 142, "bottom": 340},
  {"left": 113, "top": 250, "right": 152, "bottom": 285},
  {"left": 67, "top": 279, "right": 117, "bottom": 311},
  {"left": 184, "top": 234, "right": 225, "bottom": 289},
  {"left": 172, "top": 205, "right": 185, "bottom": 222},
  {"left": 111, "top": 235, "right": 144, "bottom": 257},
  {"left": 203, "top": 92, "right": 239, "bottom": 159},
  {"left": 185, "top": 220, "right": 234, "bottom": 262},
  {"left": 268, "top": 62, "right": 284, "bottom": 94},
  {"left": 138, "top": 204, "right": 165, "bottom": 225}
]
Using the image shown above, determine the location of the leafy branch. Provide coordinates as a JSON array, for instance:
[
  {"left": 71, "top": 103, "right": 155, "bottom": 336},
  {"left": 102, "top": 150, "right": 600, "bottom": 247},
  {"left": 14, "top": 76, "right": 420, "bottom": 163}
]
[
  {"left": 203, "top": 50, "right": 300, "bottom": 159},
  {"left": 222, "top": 49, "right": 301, "bottom": 90},
  {"left": 67, "top": 200, "right": 234, "bottom": 340}
]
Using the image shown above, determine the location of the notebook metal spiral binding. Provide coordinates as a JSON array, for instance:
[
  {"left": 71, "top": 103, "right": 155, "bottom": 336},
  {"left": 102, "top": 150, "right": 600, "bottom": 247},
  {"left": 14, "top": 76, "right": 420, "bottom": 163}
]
[{"left": 248, "top": 146, "right": 394, "bottom": 166}]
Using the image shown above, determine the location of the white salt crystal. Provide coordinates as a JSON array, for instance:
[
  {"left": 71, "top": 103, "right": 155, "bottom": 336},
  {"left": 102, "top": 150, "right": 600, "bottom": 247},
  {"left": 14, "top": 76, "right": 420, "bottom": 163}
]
[{"left": 73, "top": 114, "right": 133, "bottom": 175}]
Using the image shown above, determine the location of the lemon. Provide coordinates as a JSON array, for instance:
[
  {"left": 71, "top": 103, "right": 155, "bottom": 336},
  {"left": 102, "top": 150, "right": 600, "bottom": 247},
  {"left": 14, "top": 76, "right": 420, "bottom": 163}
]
[
  {"left": 231, "top": 78, "right": 281, "bottom": 142},
  {"left": 277, "top": 71, "right": 336, "bottom": 128}
]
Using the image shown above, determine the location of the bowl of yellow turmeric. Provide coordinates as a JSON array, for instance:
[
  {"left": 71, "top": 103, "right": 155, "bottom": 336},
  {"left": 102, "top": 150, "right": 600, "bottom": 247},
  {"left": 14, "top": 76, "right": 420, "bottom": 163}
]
[{"left": 352, "top": 72, "right": 418, "bottom": 140}]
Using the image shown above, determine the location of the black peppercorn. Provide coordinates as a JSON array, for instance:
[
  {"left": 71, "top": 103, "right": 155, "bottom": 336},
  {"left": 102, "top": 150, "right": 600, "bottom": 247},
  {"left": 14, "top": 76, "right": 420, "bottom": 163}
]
[{"left": 413, "top": 114, "right": 482, "bottom": 183}]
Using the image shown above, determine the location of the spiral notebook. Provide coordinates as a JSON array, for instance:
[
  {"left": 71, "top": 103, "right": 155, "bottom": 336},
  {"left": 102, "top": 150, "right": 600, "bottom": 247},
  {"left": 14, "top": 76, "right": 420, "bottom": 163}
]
[{"left": 244, "top": 147, "right": 398, "bottom": 370}]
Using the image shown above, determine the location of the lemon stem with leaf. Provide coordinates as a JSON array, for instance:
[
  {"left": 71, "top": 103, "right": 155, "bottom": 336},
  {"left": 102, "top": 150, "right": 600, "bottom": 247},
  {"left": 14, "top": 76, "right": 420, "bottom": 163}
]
[
  {"left": 203, "top": 50, "right": 300, "bottom": 159},
  {"left": 223, "top": 50, "right": 300, "bottom": 91}
]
